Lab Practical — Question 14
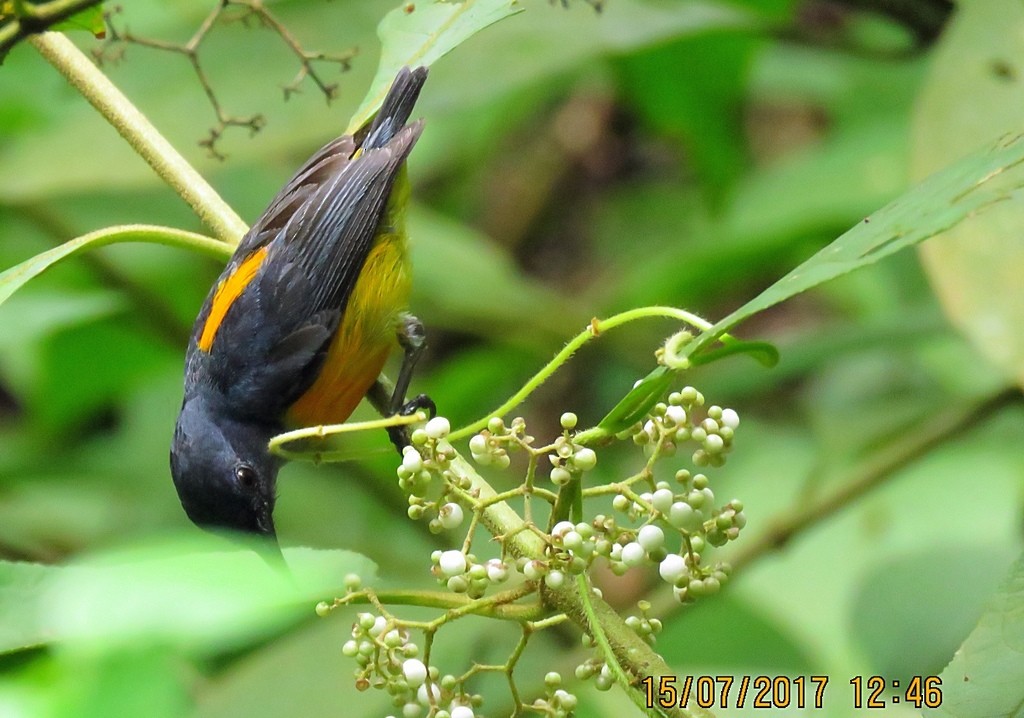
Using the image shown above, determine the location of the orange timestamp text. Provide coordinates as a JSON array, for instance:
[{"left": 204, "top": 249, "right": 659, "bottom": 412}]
[
  {"left": 640, "top": 675, "right": 829, "bottom": 710},
  {"left": 641, "top": 674, "right": 943, "bottom": 711}
]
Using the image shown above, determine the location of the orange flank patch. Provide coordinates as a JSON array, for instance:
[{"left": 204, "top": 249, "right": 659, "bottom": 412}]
[
  {"left": 286, "top": 236, "right": 410, "bottom": 427},
  {"left": 198, "top": 246, "right": 269, "bottom": 352}
]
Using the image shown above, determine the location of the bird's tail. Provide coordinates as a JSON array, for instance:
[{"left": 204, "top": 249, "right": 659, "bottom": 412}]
[{"left": 360, "top": 66, "right": 429, "bottom": 151}]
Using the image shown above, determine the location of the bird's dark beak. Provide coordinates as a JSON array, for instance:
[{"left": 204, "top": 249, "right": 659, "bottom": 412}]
[
  {"left": 255, "top": 501, "right": 276, "bottom": 539},
  {"left": 252, "top": 505, "right": 287, "bottom": 570}
]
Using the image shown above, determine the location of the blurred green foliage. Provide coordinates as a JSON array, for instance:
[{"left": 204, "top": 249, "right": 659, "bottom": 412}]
[{"left": 1, "top": 1, "right": 1023, "bottom": 717}]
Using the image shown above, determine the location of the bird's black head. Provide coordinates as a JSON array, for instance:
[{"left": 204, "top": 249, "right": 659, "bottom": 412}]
[{"left": 170, "top": 394, "right": 282, "bottom": 539}]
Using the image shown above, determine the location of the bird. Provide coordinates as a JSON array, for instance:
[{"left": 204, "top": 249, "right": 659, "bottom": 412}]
[{"left": 170, "top": 66, "right": 431, "bottom": 545}]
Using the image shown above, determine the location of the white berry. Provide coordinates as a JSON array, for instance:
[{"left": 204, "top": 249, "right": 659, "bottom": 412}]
[
  {"left": 403, "top": 658, "right": 428, "bottom": 687},
  {"left": 425, "top": 417, "right": 451, "bottom": 439},
  {"left": 438, "top": 550, "right": 467, "bottom": 577}
]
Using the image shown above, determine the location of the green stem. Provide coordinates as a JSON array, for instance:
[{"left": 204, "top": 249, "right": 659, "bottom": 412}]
[
  {"left": 0, "top": 224, "right": 229, "bottom": 306},
  {"left": 336, "top": 588, "right": 545, "bottom": 621},
  {"left": 449, "top": 307, "right": 716, "bottom": 441},
  {"left": 267, "top": 411, "right": 427, "bottom": 461},
  {"left": 28, "top": 32, "right": 248, "bottom": 243}
]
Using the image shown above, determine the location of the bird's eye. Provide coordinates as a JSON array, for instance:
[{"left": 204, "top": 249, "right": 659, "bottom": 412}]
[{"left": 235, "top": 464, "right": 258, "bottom": 490}]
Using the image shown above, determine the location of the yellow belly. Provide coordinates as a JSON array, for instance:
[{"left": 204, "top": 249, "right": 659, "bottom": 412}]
[{"left": 286, "top": 233, "right": 410, "bottom": 427}]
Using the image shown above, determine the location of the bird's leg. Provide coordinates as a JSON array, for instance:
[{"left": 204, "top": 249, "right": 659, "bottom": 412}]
[
  {"left": 371, "top": 313, "right": 435, "bottom": 452},
  {"left": 391, "top": 313, "right": 434, "bottom": 416}
]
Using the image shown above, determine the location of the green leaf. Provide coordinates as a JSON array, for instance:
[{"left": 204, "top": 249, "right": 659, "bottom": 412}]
[
  {"left": 851, "top": 546, "right": 1018, "bottom": 682},
  {"left": 596, "top": 366, "right": 673, "bottom": 434},
  {"left": 693, "top": 338, "right": 779, "bottom": 368},
  {"left": 52, "top": 4, "right": 106, "bottom": 37},
  {"left": 0, "top": 536, "right": 376, "bottom": 655},
  {"left": 923, "top": 551, "right": 1024, "bottom": 718},
  {"left": 346, "top": 0, "right": 525, "bottom": 134},
  {"left": 0, "top": 225, "right": 229, "bottom": 309},
  {"left": 0, "top": 560, "right": 51, "bottom": 654},
  {"left": 682, "top": 131, "right": 1024, "bottom": 359}
]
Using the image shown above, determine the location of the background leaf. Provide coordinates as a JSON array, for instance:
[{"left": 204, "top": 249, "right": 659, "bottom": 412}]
[
  {"left": 923, "top": 552, "right": 1024, "bottom": 718},
  {"left": 347, "top": 0, "right": 525, "bottom": 133},
  {"left": 911, "top": 1, "right": 1024, "bottom": 389},
  {"left": 685, "top": 132, "right": 1024, "bottom": 358}
]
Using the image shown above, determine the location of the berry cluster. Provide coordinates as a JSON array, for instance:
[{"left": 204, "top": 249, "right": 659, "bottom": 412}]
[
  {"left": 331, "top": 382, "right": 748, "bottom": 716},
  {"left": 630, "top": 388, "right": 740, "bottom": 468},
  {"left": 339, "top": 609, "right": 480, "bottom": 718},
  {"left": 398, "top": 417, "right": 466, "bottom": 533}
]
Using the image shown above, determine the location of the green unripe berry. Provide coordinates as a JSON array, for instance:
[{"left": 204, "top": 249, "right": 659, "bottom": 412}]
[
  {"left": 545, "top": 570, "right": 565, "bottom": 589},
  {"left": 688, "top": 578, "right": 706, "bottom": 597},
  {"left": 446, "top": 575, "right": 469, "bottom": 592},
  {"left": 560, "top": 412, "right": 578, "bottom": 430},
  {"left": 704, "top": 434, "right": 724, "bottom": 454},
  {"left": 523, "top": 560, "right": 546, "bottom": 580},
  {"left": 562, "top": 530, "right": 584, "bottom": 552},
  {"left": 550, "top": 467, "right": 572, "bottom": 485}
]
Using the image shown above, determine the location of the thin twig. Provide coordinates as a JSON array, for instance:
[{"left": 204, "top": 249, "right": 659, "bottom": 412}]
[
  {"left": 30, "top": 32, "right": 248, "bottom": 242},
  {"left": 93, "top": 1, "right": 357, "bottom": 157}
]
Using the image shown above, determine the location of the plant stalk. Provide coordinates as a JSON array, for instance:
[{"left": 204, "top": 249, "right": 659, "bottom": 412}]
[{"left": 29, "top": 31, "right": 248, "bottom": 243}]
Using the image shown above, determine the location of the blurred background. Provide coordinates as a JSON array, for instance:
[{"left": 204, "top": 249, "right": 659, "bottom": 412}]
[{"left": 2, "top": 0, "right": 1023, "bottom": 716}]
